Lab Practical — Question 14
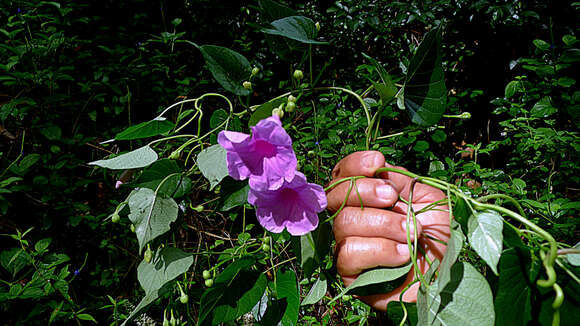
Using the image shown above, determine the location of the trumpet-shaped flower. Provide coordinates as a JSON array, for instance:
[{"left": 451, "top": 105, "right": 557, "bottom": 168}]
[
  {"left": 248, "top": 172, "right": 327, "bottom": 236},
  {"left": 218, "top": 116, "right": 296, "bottom": 191}
]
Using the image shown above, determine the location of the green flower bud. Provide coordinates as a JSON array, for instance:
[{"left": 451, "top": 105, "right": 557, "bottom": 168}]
[
  {"left": 272, "top": 107, "right": 284, "bottom": 119},
  {"left": 170, "top": 310, "right": 177, "bottom": 326},
  {"left": 293, "top": 69, "right": 304, "bottom": 80},
  {"left": 130, "top": 224, "right": 136, "bottom": 233},
  {"left": 460, "top": 112, "right": 471, "bottom": 119},
  {"left": 205, "top": 278, "right": 214, "bottom": 287},
  {"left": 168, "top": 150, "right": 181, "bottom": 160},
  {"left": 144, "top": 245, "right": 152, "bottom": 263},
  {"left": 263, "top": 236, "right": 270, "bottom": 244},
  {"left": 111, "top": 212, "right": 120, "bottom": 223},
  {"left": 180, "top": 293, "right": 189, "bottom": 304},
  {"left": 261, "top": 243, "right": 270, "bottom": 252},
  {"left": 243, "top": 81, "right": 252, "bottom": 90},
  {"left": 287, "top": 95, "right": 297, "bottom": 103},
  {"left": 251, "top": 67, "right": 260, "bottom": 76},
  {"left": 202, "top": 270, "right": 211, "bottom": 280},
  {"left": 193, "top": 205, "right": 204, "bottom": 212},
  {"left": 315, "top": 22, "right": 321, "bottom": 31},
  {"left": 285, "top": 101, "right": 296, "bottom": 112}
]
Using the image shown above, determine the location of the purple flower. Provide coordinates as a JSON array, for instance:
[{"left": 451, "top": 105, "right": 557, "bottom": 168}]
[
  {"left": 248, "top": 172, "right": 326, "bottom": 236},
  {"left": 218, "top": 116, "right": 297, "bottom": 191}
]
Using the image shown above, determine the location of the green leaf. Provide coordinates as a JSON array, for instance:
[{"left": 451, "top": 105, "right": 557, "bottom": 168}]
[
  {"left": 122, "top": 247, "right": 193, "bottom": 326},
  {"left": 533, "top": 39, "right": 550, "bottom": 51},
  {"left": 115, "top": 117, "right": 174, "bottom": 140},
  {"left": 418, "top": 262, "right": 494, "bottom": 326},
  {"left": 467, "top": 210, "right": 503, "bottom": 275},
  {"left": 76, "top": 314, "right": 97, "bottom": 323},
  {"left": 301, "top": 274, "right": 327, "bottom": 305},
  {"left": 199, "top": 257, "right": 267, "bottom": 326},
  {"left": 494, "top": 247, "right": 540, "bottom": 326},
  {"left": 89, "top": 146, "right": 158, "bottom": 170},
  {"left": 218, "top": 177, "right": 249, "bottom": 211},
  {"left": 197, "top": 144, "right": 228, "bottom": 190},
  {"left": 40, "top": 125, "right": 62, "bottom": 140},
  {"left": 134, "top": 159, "right": 192, "bottom": 198},
  {"left": 330, "top": 264, "right": 412, "bottom": 304},
  {"left": 294, "top": 221, "right": 332, "bottom": 280},
  {"left": 275, "top": 269, "right": 300, "bottom": 326},
  {"left": 34, "top": 238, "right": 52, "bottom": 253},
  {"left": 431, "top": 129, "right": 447, "bottom": 143},
  {"left": 512, "top": 178, "right": 527, "bottom": 195},
  {"left": 258, "top": 0, "right": 296, "bottom": 21},
  {"left": 209, "top": 109, "right": 228, "bottom": 129},
  {"left": 531, "top": 97, "right": 557, "bottom": 118},
  {"left": 437, "top": 220, "right": 464, "bottom": 290},
  {"left": 127, "top": 188, "right": 179, "bottom": 253},
  {"left": 362, "top": 53, "right": 398, "bottom": 103},
  {"left": 0, "top": 248, "right": 31, "bottom": 278},
  {"left": 196, "top": 44, "right": 252, "bottom": 96},
  {"left": 398, "top": 26, "right": 446, "bottom": 126},
  {"left": 249, "top": 97, "right": 285, "bottom": 127},
  {"left": 505, "top": 80, "right": 521, "bottom": 98},
  {"left": 567, "top": 242, "right": 580, "bottom": 266},
  {"left": 262, "top": 16, "right": 327, "bottom": 45}
]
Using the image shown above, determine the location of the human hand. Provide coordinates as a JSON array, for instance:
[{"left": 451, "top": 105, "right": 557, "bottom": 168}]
[{"left": 327, "top": 151, "right": 450, "bottom": 311}]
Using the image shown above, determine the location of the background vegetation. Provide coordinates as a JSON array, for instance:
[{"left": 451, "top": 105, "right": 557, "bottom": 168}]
[{"left": 1, "top": 0, "right": 578, "bottom": 325}]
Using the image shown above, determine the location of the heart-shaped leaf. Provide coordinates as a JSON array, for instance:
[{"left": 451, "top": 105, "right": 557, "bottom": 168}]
[
  {"left": 196, "top": 44, "right": 252, "bottom": 96},
  {"left": 262, "top": 16, "right": 327, "bottom": 45},
  {"left": 398, "top": 26, "right": 446, "bottom": 126},
  {"left": 197, "top": 144, "right": 228, "bottom": 190},
  {"left": 115, "top": 117, "right": 174, "bottom": 140},
  {"left": 127, "top": 188, "right": 179, "bottom": 253}
]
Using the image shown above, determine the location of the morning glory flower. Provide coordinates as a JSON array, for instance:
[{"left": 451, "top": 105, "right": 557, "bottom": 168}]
[
  {"left": 217, "top": 116, "right": 296, "bottom": 191},
  {"left": 248, "top": 172, "right": 327, "bottom": 236}
]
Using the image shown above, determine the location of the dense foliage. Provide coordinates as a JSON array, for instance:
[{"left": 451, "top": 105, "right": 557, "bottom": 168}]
[{"left": 1, "top": 0, "right": 579, "bottom": 325}]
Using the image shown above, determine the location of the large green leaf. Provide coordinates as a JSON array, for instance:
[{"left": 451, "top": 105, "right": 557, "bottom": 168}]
[
  {"left": 418, "top": 262, "right": 494, "bottom": 326},
  {"left": 467, "top": 210, "right": 503, "bottom": 275},
  {"left": 397, "top": 26, "right": 446, "bottom": 126},
  {"left": 196, "top": 45, "right": 252, "bottom": 96},
  {"left": 115, "top": 117, "right": 174, "bottom": 140},
  {"left": 89, "top": 146, "right": 158, "bottom": 170},
  {"left": 0, "top": 248, "right": 30, "bottom": 278},
  {"left": 275, "top": 269, "right": 300, "bottom": 326},
  {"left": 198, "top": 257, "right": 267, "bottom": 326},
  {"left": 197, "top": 144, "right": 228, "bottom": 190},
  {"left": 294, "top": 221, "right": 332, "bottom": 280},
  {"left": 134, "top": 159, "right": 192, "bottom": 198},
  {"left": 262, "top": 16, "right": 327, "bottom": 45},
  {"left": 437, "top": 220, "right": 464, "bottom": 290},
  {"left": 301, "top": 274, "right": 327, "bottom": 305},
  {"left": 127, "top": 188, "right": 179, "bottom": 253},
  {"left": 122, "top": 247, "right": 193, "bottom": 326},
  {"left": 494, "top": 247, "right": 540, "bottom": 326}
]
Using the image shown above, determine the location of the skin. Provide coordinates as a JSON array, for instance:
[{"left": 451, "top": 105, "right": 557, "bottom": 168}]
[{"left": 327, "top": 151, "right": 450, "bottom": 311}]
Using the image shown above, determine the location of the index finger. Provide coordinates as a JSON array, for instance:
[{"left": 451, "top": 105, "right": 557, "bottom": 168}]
[{"left": 331, "top": 151, "right": 385, "bottom": 178}]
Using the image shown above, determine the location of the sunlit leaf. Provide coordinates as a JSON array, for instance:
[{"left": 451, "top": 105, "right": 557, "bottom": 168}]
[
  {"left": 467, "top": 210, "right": 503, "bottom": 275},
  {"left": 89, "top": 146, "right": 158, "bottom": 170},
  {"left": 197, "top": 144, "right": 228, "bottom": 190},
  {"left": 134, "top": 159, "right": 192, "bottom": 198},
  {"left": 127, "top": 188, "right": 179, "bottom": 253},
  {"left": 301, "top": 274, "right": 327, "bottom": 305},
  {"left": 262, "top": 16, "right": 327, "bottom": 45}
]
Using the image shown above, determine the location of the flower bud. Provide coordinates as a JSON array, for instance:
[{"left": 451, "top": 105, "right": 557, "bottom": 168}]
[
  {"left": 168, "top": 150, "right": 181, "bottom": 160},
  {"left": 251, "top": 67, "right": 260, "bottom": 76},
  {"left": 459, "top": 112, "right": 471, "bottom": 119},
  {"left": 144, "top": 245, "right": 152, "bottom": 263},
  {"left": 202, "top": 270, "right": 211, "bottom": 280},
  {"left": 287, "top": 95, "right": 297, "bottom": 103},
  {"left": 205, "top": 278, "right": 214, "bottom": 287},
  {"left": 293, "top": 69, "right": 304, "bottom": 80},
  {"left": 272, "top": 107, "right": 284, "bottom": 119},
  {"left": 285, "top": 101, "right": 296, "bottom": 112},
  {"left": 111, "top": 212, "right": 120, "bottom": 223},
  {"left": 130, "top": 224, "right": 136, "bottom": 233},
  {"left": 180, "top": 292, "right": 189, "bottom": 304},
  {"left": 315, "top": 22, "right": 321, "bottom": 31},
  {"left": 193, "top": 204, "right": 204, "bottom": 212},
  {"left": 243, "top": 81, "right": 252, "bottom": 90}
]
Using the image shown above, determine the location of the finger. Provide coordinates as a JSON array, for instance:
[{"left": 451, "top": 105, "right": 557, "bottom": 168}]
[
  {"left": 379, "top": 163, "right": 446, "bottom": 204},
  {"left": 326, "top": 178, "right": 398, "bottom": 212},
  {"left": 336, "top": 237, "right": 410, "bottom": 276},
  {"left": 331, "top": 151, "right": 385, "bottom": 179},
  {"left": 333, "top": 207, "right": 423, "bottom": 244}
]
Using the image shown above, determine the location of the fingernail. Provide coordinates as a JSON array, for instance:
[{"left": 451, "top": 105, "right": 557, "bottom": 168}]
[
  {"left": 376, "top": 184, "right": 394, "bottom": 200},
  {"left": 362, "top": 153, "right": 380, "bottom": 169},
  {"left": 401, "top": 220, "right": 414, "bottom": 234},
  {"left": 397, "top": 244, "right": 410, "bottom": 256}
]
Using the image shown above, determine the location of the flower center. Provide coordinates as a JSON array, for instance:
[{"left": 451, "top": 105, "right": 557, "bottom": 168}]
[
  {"left": 254, "top": 139, "right": 277, "bottom": 158},
  {"left": 279, "top": 187, "right": 299, "bottom": 204}
]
